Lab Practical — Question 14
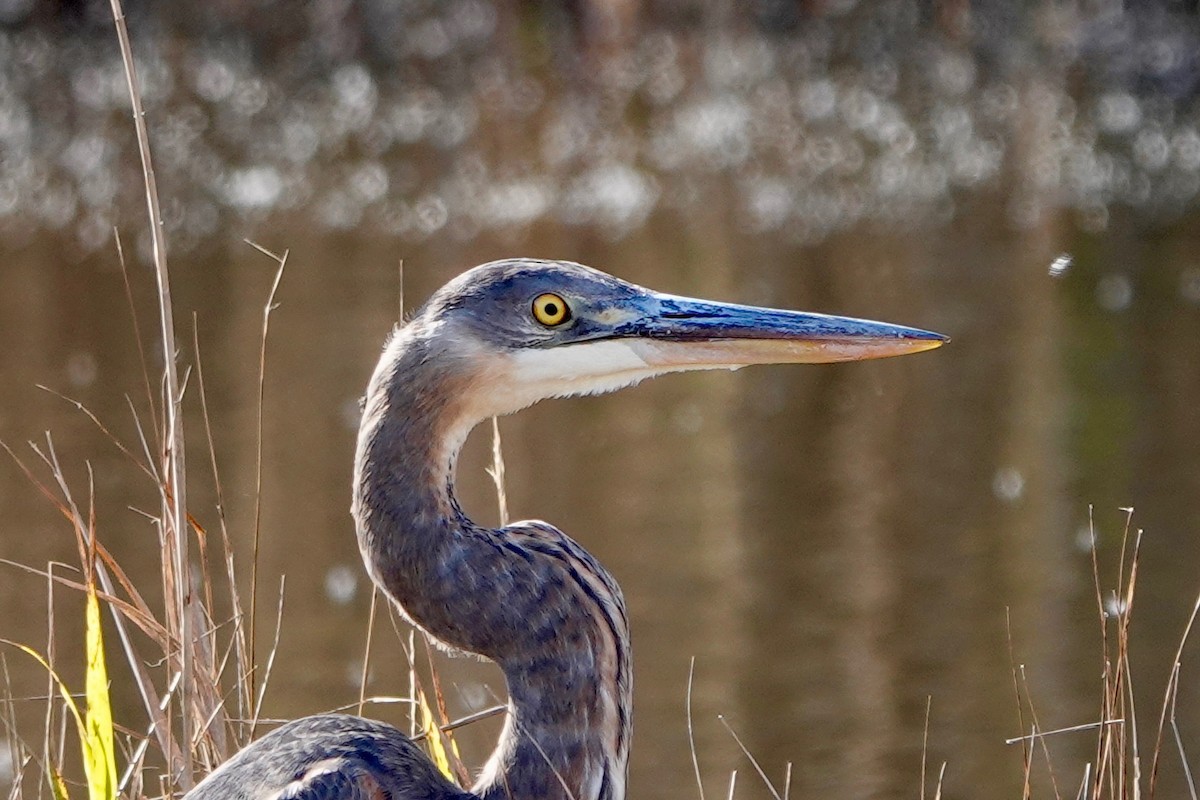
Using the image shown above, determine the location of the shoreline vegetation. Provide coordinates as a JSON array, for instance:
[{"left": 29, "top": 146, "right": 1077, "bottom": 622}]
[
  {"left": 1, "top": 3, "right": 477, "bottom": 796},
  {"left": 2, "top": 4, "right": 1199, "bottom": 800}
]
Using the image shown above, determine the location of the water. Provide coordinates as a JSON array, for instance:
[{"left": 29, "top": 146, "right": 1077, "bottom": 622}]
[{"left": 2, "top": 4, "right": 1200, "bottom": 799}]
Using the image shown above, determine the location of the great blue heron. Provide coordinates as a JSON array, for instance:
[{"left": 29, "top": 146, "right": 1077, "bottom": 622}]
[{"left": 184, "top": 259, "right": 946, "bottom": 800}]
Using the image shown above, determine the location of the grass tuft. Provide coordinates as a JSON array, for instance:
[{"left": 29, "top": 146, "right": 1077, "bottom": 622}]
[{"left": 1004, "top": 508, "right": 1200, "bottom": 800}]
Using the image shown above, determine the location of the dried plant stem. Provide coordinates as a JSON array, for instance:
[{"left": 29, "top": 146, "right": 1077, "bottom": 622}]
[
  {"left": 51, "top": 435, "right": 183, "bottom": 778},
  {"left": 244, "top": 240, "right": 288, "bottom": 731},
  {"left": 687, "top": 658, "right": 705, "bottom": 800},
  {"left": 489, "top": 418, "right": 509, "bottom": 526},
  {"left": 115, "top": 229, "right": 162, "bottom": 445},
  {"left": 358, "top": 589, "right": 380, "bottom": 716},
  {"left": 250, "top": 577, "right": 288, "bottom": 733},
  {"left": 921, "top": 695, "right": 932, "bottom": 800},
  {"left": 108, "top": 0, "right": 192, "bottom": 784},
  {"left": 1006, "top": 607, "right": 1034, "bottom": 799},
  {"left": 193, "top": 322, "right": 252, "bottom": 736},
  {"left": 1149, "top": 590, "right": 1200, "bottom": 798},
  {"left": 1017, "top": 663, "right": 1063, "bottom": 800},
  {"left": 717, "top": 714, "right": 783, "bottom": 800},
  {"left": 416, "top": 704, "right": 507, "bottom": 738}
]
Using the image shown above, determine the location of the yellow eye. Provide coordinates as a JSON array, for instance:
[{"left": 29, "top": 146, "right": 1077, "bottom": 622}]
[{"left": 531, "top": 293, "right": 571, "bottom": 327}]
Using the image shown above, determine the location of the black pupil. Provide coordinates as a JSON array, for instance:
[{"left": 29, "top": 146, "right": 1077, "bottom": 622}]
[{"left": 544, "top": 302, "right": 559, "bottom": 317}]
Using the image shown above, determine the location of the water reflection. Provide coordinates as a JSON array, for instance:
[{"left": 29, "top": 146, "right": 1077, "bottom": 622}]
[
  {"left": 5, "top": 3, "right": 1200, "bottom": 255},
  {"left": 2, "top": 3, "right": 1200, "bottom": 800}
]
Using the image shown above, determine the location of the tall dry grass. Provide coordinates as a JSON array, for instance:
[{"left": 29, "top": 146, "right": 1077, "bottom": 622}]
[
  {"left": 0, "top": 2, "right": 479, "bottom": 797},
  {"left": 1002, "top": 510, "right": 1200, "bottom": 800}
]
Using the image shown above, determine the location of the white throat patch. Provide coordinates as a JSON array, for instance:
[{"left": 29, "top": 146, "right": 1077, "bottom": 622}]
[{"left": 481, "top": 339, "right": 661, "bottom": 416}]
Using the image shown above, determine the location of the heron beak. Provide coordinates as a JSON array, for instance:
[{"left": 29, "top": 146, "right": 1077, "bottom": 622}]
[{"left": 620, "top": 293, "right": 948, "bottom": 369}]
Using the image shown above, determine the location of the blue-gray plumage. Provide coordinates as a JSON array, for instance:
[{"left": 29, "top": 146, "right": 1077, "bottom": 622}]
[
  {"left": 185, "top": 716, "right": 471, "bottom": 800},
  {"left": 184, "top": 259, "right": 946, "bottom": 800}
]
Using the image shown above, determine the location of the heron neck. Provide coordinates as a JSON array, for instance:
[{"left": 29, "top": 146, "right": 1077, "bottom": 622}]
[{"left": 353, "top": 331, "right": 630, "bottom": 800}]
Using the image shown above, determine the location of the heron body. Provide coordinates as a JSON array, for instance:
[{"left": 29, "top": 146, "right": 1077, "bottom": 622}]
[
  {"left": 184, "top": 259, "right": 945, "bottom": 800},
  {"left": 179, "top": 715, "right": 470, "bottom": 800}
]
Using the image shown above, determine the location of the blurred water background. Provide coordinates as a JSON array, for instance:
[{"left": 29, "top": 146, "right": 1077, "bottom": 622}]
[{"left": 2, "top": 1, "right": 1200, "bottom": 798}]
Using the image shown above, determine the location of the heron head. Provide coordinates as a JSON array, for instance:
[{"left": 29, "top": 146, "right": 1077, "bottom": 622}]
[{"left": 408, "top": 258, "right": 947, "bottom": 419}]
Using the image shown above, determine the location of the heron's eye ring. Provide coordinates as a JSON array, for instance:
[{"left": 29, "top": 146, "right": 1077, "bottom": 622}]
[{"left": 532, "top": 293, "right": 571, "bottom": 327}]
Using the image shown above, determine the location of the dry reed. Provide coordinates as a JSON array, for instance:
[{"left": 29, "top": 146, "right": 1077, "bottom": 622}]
[{"left": 0, "top": 3, "right": 478, "bottom": 797}]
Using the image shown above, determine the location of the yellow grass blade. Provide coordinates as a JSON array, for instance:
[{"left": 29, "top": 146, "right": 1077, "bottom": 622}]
[
  {"left": 84, "top": 585, "right": 118, "bottom": 800},
  {"left": 2, "top": 640, "right": 86, "bottom": 733},
  {"left": 417, "top": 688, "right": 454, "bottom": 782},
  {"left": 1, "top": 640, "right": 89, "bottom": 795},
  {"left": 3, "top": 585, "right": 118, "bottom": 800}
]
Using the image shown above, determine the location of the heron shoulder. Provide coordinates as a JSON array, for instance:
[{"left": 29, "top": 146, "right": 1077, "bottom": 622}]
[{"left": 186, "top": 715, "right": 469, "bottom": 800}]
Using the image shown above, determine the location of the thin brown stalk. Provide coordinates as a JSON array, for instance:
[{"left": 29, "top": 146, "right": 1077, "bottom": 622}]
[
  {"left": 249, "top": 576, "right": 287, "bottom": 736},
  {"left": 244, "top": 240, "right": 288, "bottom": 726},
  {"left": 192, "top": 677, "right": 244, "bottom": 761},
  {"left": 1119, "top": 528, "right": 1143, "bottom": 799},
  {"left": 1006, "top": 719, "right": 1125, "bottom": 745},
  {"left": 0, "top": 560, "right": 156, "bottom": 642},
  {"left": 1089, "top": 507, "right": 1115, "bottom": 800},
  {"left": 1120, "top": 529, "right": 1135, "bottom": 798},
  {"left": 1168, "top": 663, "right": 1198, "bottom": 800},
  {"left": 35, "top": 386, "right": 156, "bottom": 482},
  {"left": 113, "top": 227, "right": 161, "bottom": 448},
  {"left": 0, "top": 655, "right": 33, "bottom": 799},
  {"left": 85, "top": 465, "right": 98, "bottom": 579},
  {"left": 1007, "top": 607, "right": 1033, "bottom": 799},
  {"left": 358, "top": 589, "right": 380, "bottom": 716},
  {"left": 41, "top": 562, "right": 57, "bottom": 800},
  {"left": 686, "top": 657, "right": 705, "bottom": 800},
  {"left": 22, "top": 435, "right": 183, "bottom": 775},
  {"left": 717, "top": 715, "right": 783, "bottom": 800},
  {"left": 95, "top": 541, "right": 169, "bottom": 639},
  {"left": 108, "top": 0, "right": 192, "bottom": 784},
  {"left": 119, "top": 671, "right": 183, "bottom": 794},
  {"left": 207, "top": 617, "right": 243, "bottom": 693},
  {"left": 187, "top": 597, "right": 228, "bottom": 760},
  {"left": 124, "top": 395, "right": 162, "bottom": 485},
  {"left": 1110, "top": 512, "right": 1137, "bottom": 799},
  {"left": 1018, "top": 664, "right": 1063, "bottom": 800},
  {"left": 1, "top": 442, "right": 77, "bottom": 524},
  {"left": 921, "top": 695, "right": 932, "bottom": 800},
  {"left": 0, "top": 661, "right": 32, "bottom": 797},
  {"left": 193, "top": 318, "right": 251, "bottom": 733},
  {"left": 1078, "top": 763, "right": 1093, "bottom": 800},
  {"left": 34, "top": 438, "right": 89, "bottom": 566},
  {"left": 1148, "top": 590, "right": 1200, "bottom": 797},
  {"left": 188, "top": 328, "right": 216, "bottom": 626},
  {"left": 424, "top": 705, "right": 507, "bottom": 737}
]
